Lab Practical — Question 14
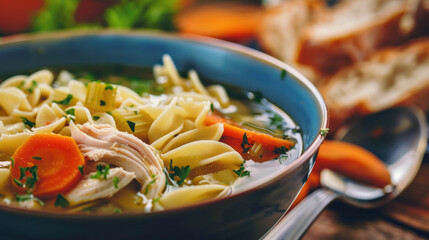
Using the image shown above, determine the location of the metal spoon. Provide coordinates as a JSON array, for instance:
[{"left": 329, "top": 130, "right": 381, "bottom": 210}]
[{"left": 263, "top": 106, "right": 428, "bottom": 240}]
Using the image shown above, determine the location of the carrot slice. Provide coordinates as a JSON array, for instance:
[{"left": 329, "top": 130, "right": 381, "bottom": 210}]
[
  {"left": 312, "top": 140, "right": 391, "bottom": 189},
  {"left": 11, "top": 134, "right": 85, "bottom": 198},
  {"left": 175, "top": 2, "right": 263, "bottom": 42},
  {"left": 205, "top": 114, "right": 295, "bottom": 161}
]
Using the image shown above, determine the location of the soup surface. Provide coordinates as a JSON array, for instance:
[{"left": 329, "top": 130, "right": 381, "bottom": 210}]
[{"left": 0, "top": 55, "right": 302, "bottom": 214}]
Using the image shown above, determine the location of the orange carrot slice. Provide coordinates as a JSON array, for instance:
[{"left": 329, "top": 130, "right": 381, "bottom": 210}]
[
  {"left": 312, "top": 140, "right": 391, "bottom": 189},
  {"left": 11, "top": 134, "right": 85, "bottom": 198},
  {"left": 175, "top": 2, "right": 263, "bottom": 42},
  {"left": 205, "top": 114, "right": 295, "bottom": 161}
]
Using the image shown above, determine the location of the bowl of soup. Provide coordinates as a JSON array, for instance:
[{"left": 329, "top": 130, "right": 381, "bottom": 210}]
[{"left": 0, "top": 31, "right": 327, "bottom": 239}]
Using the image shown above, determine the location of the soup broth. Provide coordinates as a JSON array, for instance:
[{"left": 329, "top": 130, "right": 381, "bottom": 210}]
[{"left": 0, "top": 56, "right": 302, "bottom": 214}]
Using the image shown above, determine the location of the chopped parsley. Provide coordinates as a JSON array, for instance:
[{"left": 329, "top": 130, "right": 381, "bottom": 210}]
[
  {"left": 144, "top": 174, "right": 157, "bottom": 194},
  {"left": 16, "top": 192, "right": 44, "bottom": 206},
  {"left": 127, "top": 120, "right": 136, "bottom": 132},
  {"left": 78, "top": 165, "right": 84, "bottom": 175},
  {"left": 92, "top": 116, "right": 100, "bottom": 121},
  {"left": 100, "top": 100, "right": 106, "bottom": 106},
  {"left": 32, "top": 156, "right": 42, "bottom": 160},
  {"left": 65, "top": 108, "right": 75, "bottom": 116},
  {"left": 53, "top": 94, "right": 73, "bottom": 105},
  {"left": 280, "top": 69, "right": 287, "bottom": 79},
  {"left": 252, "top": 91, "right": 264, "bottom": 103},
  {"left": 113, "top": 176, "right": 119, "bottom": 189},
  {"left": 153, "top": 196, "right": 161, "bottom": 203},
  {"left": 233, "top": 163, "right": 250, "bottom": 177},
  {"left": 20, "top": 117, "right": 35, "bottom": 129},
  {"left": 90, "top": 164, "right": 110, "bottom": 180},
  {"left": 273, "top": 146, "right": 289, "bottom": 155},
  {"left": 241, "top": 133, "right": 251, "bottom": 153},
  {"left": 10, "top": 157, "right": 14, "bottom": 167},
  {"left": 17, "top": 165, "right": 38, "bottom": 189},
  {"left": 27, "top": 80, "right": 38, "bottom": 93},
  {"left": 320, "top": 128, "right": 329, "bottom": 137},
  {"left": 210, "top": 103, "right": 214, "bottom": 112},
  {"left": 113, "top": 208, "right": 122, "bottom": 213},
  {"left": 54, "top": 194, "right": 69, "bottom": 208},
  {"left": 104, "top": 84, "right": 114, "bottom": 90},
  {"left": 168, "top": 160, "right": 191, "bottom": 186}
]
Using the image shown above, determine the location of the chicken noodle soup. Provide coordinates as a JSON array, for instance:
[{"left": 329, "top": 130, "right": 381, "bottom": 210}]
[{"left": 0, "top": 55, "right": 301, "bottom": 213}]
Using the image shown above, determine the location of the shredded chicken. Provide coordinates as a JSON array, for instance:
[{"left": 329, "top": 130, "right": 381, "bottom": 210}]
[
  {"left": 65, "top": 167, "right": 135, "bottom": 206},
  {"left": 70, "top": 122, "right": 165, "bottom": 199}
]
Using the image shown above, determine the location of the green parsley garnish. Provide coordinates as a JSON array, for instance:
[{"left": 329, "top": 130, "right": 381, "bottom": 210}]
[
  {"left": 113, "top": 176, "right": 119, "bottom": 189},
  {"left": 53, "top": 94, "right": 73, "bottom": 105},
  {"left": 92, "top": 116, "right": 100, "bottom": 121},
  {"left": 78, "top": 165, "right": 84, "bottom": 175},
  {"left": 104, "top": 84, "right": 114, "bottom": 90},
  {"left": 241, "top": 132, "right": 251, "bottom": 153},
  {"left": 13, "top": 178, "right": 23, "bottom": 187},
  {"left": 144, "top": 175, "right": 157, "bottom": 194},
  {"left": 252, "top": 91, "right": 264, "bottom": 103},
  {"left": 65, "top": 108, "right": 75, "bottom": 116},
  {"left": 280, "top": 69, "right": 287, "bottom": 79},
  {"left": 210, "top": 103, "right": 214, "bottom": 112},
  {"left": 233, "top": 163, "right": 250, "bottom": 177},
  {"left": 320, "top": 128, "right": 329, "bottom": 137},
  {"left": 10, "top": 157, "right": 14, "bottom": 167},
  {"left": 114, "top": 208, "right": 122, "bottom": 213},
  {"left": 153, "top": 196, "right": 161, "bottom": 203},
  {"left": 16, "top": 192, "right": 44, "bottom": 206},
  {"left": 20, "top": 117, "right": 35, "bottom": 129},
  {"left": 168, "top": 160, "right": 190, "bottom": 186},
  {"left": 17, "top": 165, "right": 38, "bottom": 189},
  {"left": 100, "top": 100, "right": 106, "bottom": 106},
  {"left": 32, "top": 156, "right": 42, "bottom": 160},
  {"left": 273, "top": 146, "right": 289, "bottom": 155},
  {"left": 90, "top": 164, "right": 110, "bottom": 180},
  {"left": 54, "top": 194, "right": 69, "bottom": 208},
  {"left": 27, "top": 80, "right": 38, "bottom": 93},
  {"left": 127, "top": 120, "right": 136, "bottom": 132}
]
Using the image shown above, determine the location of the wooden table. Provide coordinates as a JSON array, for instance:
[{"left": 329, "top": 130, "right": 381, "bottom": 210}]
[{"left": 303, "top": 159, "right": 429, "bottom": 240}]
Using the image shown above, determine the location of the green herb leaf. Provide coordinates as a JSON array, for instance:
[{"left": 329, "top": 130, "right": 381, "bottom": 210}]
[
  {"left": 210, "top": 103, "right": 214, "bottom": 112},
  {"left": 127, "top": 120, "right": 136, "bottom": 132},
  {"left": 280, "top": 69, "right": 287, "bottom": 79},
  {"left": 241, "top": 133, "right": 251, "bottom": 153},
  {"left": 13, "top": 178, "right": 23, "bottom": 187},
  {"left": 53, "top": 94, "right": 73, "bottom": 105},
  {"left": 16, "top": 192, "right": 44, "bottom": 206},
  {"left": 104, "top": 84, "right": 114, "bottom": 90},
  {"left": 20, "top": 117, "right": 35, "bottom": 129},
  {"left": 10, "top": 157, "right": 14, "bottom": 167},
  {"left": 273, "top": 146, "right": 289, "bottom": 155},
  {"left": 32, "top": 156, "right": 42, "bottom": 160},
  {"left": 233, "top": 163, "right": 250, "bottom": 178},
  {"left": 65, "top": 108, "right": 75, "bottom": 116},
  {"left": 27, "top": 80, "right": 38, "bottom": 93},
  {"left": 78, "top": 165, "right": 84, "bottom": 175},
  {"left": 90, "top": 164, "right": 110, "bottom": 180},
  {"left": 114, "top": 208, "right": 122, "bottom": 213},
  {"left": 54, "top": 194, "right": 69, "bottom": 208},
  {"left": 144, "top": 175, "right": 157, "bottom": 194},
  {"left": 113, "top": 176, "right": 119, "bottom": 189},
  {"left": 320, "top": 128, "right": 329, "bottom": 137},
  {"left": 92, "top": 116, "right": 100, "bottom": 121},
  {"left": 168, "top": 160, "right": 191, "bottom": 186},
  {"left": 100, "top": 100, "right": 106, "bottom": 106},
  {"left": 253, "top": 91, "right": 264, "bottom": 103}
]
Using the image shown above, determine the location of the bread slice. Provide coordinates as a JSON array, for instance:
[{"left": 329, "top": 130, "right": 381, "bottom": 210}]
[
  {"left": 320, "top": 38, "right": 429, "bottom": 130},
  {"left": 297, "top": 0, "right": 425, "bottom": 76},
  {"left": 259, "top": 0, "right": 325, "bottom": 81}
]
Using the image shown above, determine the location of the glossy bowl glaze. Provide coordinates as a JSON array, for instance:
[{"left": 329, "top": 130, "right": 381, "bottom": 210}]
[{"left": 0, "top": 31, "right": 327, "bottom": 240}]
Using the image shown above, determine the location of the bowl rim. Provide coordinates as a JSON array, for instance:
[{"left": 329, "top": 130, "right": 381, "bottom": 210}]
[{"left": 0, "top": 29, "right": 328, "bottom": 219}]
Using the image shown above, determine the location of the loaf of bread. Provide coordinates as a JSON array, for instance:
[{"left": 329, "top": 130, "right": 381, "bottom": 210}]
[
  {"left": 320, "top": 38, "right": 429, "bottom": 130},
  {"left": 260, "top": 0, "right": 428, "bottom": 81},
  {"left": 297, "top": 0, "right": 425, "bottom": 76}
]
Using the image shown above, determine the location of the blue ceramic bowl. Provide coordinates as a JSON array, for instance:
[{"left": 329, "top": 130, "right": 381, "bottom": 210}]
[{"left": 0, "top": 31, "right": 327, "bottom": 240}]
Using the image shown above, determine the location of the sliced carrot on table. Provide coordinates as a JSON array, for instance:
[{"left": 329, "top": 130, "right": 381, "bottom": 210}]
[
  {"left": 10, "top": 134, "right": 85, "bottom": 198},
  {"left": 205, "top": 113, "right": 295, "bottom": 161},
  {"left": 310, "top": 140, "right": 391, "bottom": 189},
  {"left": 175, "top": 2, "right": 263, "bottom": 42}
]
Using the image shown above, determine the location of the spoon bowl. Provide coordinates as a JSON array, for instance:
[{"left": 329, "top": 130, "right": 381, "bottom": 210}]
[{"left": 264, "top": 106, "right": 428, "bottom": 240}]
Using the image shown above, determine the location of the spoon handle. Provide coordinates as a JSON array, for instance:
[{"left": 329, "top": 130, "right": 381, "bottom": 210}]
[{"left": 263, "top": 188, "right": 338, "bottom": 240}]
